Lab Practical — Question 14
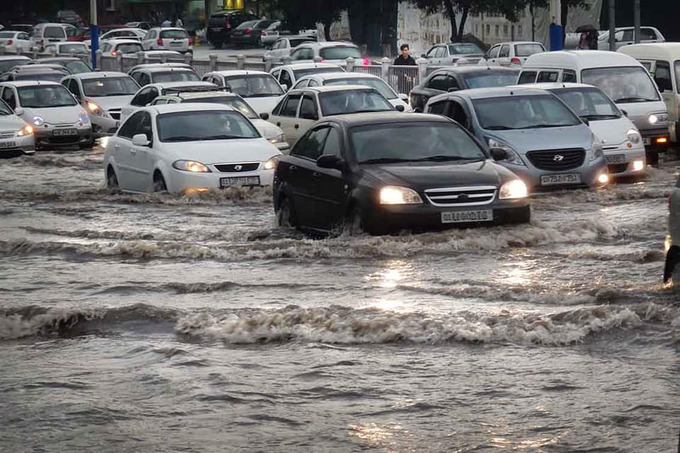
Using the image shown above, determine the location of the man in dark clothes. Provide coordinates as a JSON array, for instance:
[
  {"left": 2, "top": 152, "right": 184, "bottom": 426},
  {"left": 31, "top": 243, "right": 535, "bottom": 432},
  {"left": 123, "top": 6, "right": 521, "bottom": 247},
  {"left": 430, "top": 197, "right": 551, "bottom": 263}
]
[{"left": 394, "top": 44, "right": 417, "bottom": 65}]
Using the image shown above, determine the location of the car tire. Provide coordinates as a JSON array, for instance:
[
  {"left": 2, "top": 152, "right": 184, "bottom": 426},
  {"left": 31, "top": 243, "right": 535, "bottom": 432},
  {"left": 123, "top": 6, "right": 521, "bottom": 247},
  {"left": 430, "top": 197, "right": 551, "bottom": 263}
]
[
  {"left": 213, "top": 41, "right": 222, "bottom": 49},
  {"left": 344, "top": 204, "right": 371, "bottom": 236},
  {"left": 256, "top": 37, "right": 262, "bottom": 48},
  {"left": 152, "top": 171, "right": 167, "bottom": 193},
  {"left": 106, "top": 166, "right": 120, "bottom": 192},
  {"left": 276, "top": 196, "right": 297, "bottom": 228}
]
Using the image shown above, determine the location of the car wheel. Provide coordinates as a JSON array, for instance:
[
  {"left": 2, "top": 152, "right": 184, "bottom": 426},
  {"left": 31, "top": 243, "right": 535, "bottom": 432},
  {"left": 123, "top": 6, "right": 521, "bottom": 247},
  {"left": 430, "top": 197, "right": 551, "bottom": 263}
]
[
  {"left": 152, "top": 171, "right": 167, "bottom": 193},
  {"left": 106, "top": 166, "right": 120, "bottom": 192},
  {"left": 213, "top": 41, "right": 223, "bottom": 49},
  {"left": 344, "top": 204, "right": 366, "bottom": 236},
  {"left": 276, "top": 197, "right": 297, "bottom": 228}
]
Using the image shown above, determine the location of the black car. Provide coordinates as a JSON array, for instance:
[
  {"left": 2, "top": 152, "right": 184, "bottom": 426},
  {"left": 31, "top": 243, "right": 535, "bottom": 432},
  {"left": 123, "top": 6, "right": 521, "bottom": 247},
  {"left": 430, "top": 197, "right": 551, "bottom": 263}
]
[
  {"left": 273, "top": 113, "right": 531, "bottom": 235},
  {"left": 409, "top": 66, "right": 519, "bottom": 112},
  {"left": 207, "top": 10, "right": 260, "bottom": 49},
  {"left": 231, "top": 19, "right": 277, "bottom": 47}
]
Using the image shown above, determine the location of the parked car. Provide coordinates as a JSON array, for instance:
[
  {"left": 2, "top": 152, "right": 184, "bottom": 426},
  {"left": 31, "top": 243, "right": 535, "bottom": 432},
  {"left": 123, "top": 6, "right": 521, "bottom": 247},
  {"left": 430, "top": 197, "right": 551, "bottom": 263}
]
[
  {"left": 518, "top": 50, "right": 670, "bottom": 163},
  {"left": 61, "top": 72, "right": 140, "bottom": 135},
  {"left": 425, "top": 87, "right": 609, "bottom": 192},
  {"left": 423, "top": 42, "right": 485, "bottom": 66},
  {"left": 598, "top": 26, "right": 665, "bottom": 50},
  {"left": 481, "top": 41, "right": 546, "bottom": 67},
  {"left": 289, "top": 41, "right": 367, "bottom": 65},
  {"left": 43, "top": 41, "right": 88, "bottom": 55},
  {"left": 231, "top": 19, "right": 277, "bottom": 48},
  {"left": 534, "top": 83, "right": 646, "bottom": 177},
  {"left": 84, "top": 28, "right": 146, "bottom": 47},
  {"left": 260, "top": 21, "right": 283, "bottom": 46},
  {"left": 125, "top": 22, "right": 153, "bottom": 31},
  {"left": 104, "top": 103, "right": 281, "bottom": 193},
  {"left": 270, "top": 63, "right": 345, "bottom": 91},
  {"left": 142, "top": 28, "right": 193, "bottom": 54},
  {"left": 291, "top": 72, "right": 411, "bottom": 111},
  {"left": 273, "top": 113, "right": 530, "bottom": 235},
  {"left": 128, "top": 63, "right": 199, "bottom": 87},
  {"left": 119, "top": 81, "right": 215, "bottom": 122},
  {"left": 207, "top": 10, "right": 259, "bottom": 49},
  {"left": 36, "top": 57, "right": 92, "bottom": 74},
  {"left": 0, "top": 56, "right": 32, "bottom": 74},
  {"left": 201, "top": 70, "right": 285, "bottom": 114},
  {"left": 0, "top": 30, "right": 31, "bottom": 53},
  {"left": 29, "top": 23, "right": 68, "bottom": 51},
  {"left": 409, "top": 66, "right": 519, "bottom": 112},
  {"left": 263, "top": 35, "right": 316, "bottom": 63},
  {"left": 0, "top": 81, "right": 93, "bottom": 148},
  {"left": 150, "top": 90, "right": 289, "bottom": 152},
  {"left": 99, "top": 39, "right": 144, "bottom": 57},
  {"left": 0, "top": 97, "right": 35, "bottom": 155},
  {"left": 268, "top": 85, "right": 398, "bottom": 146}
]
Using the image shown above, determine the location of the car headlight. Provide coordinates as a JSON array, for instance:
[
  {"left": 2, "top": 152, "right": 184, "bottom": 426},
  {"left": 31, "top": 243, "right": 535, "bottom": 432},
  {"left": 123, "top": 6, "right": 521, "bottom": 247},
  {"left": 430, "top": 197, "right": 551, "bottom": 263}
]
[
  {"left": 78, "top": 112, "right": 90, "bottom": 124},
  {"left": 648, "top": 113, "right": 668, "bottom": 125},
  {"left": 269, "top": 133, "right": 284, "bottom": 144},
  {"left": 590, "top": 139, "right": 604, "bottom": 162},
  {"left": 87, "top": 101, "right": 104, "bottom": 116},
  {"left": 32, "top": 116, "right": 44, "bottom": 126},
  {"left": 172, "top": 160, "right": 211, "bottom": 173},
  {"left": 499, "top": 179, "right": 528, "bottom": 200},
  {"left": 626, "top": 129, "right": 641, "bottom": 145},
  {"left": 16, "top": 125, "right": 33, "bottom": 136},
  {"left": 487, "top": 137, "right": 525, "bottom": 166},
  {"left": 263, "top": 156, "right": 279, "bottom": 170},
  {"left": 379, "top": 186, "right": 423, "bottom": 205}
]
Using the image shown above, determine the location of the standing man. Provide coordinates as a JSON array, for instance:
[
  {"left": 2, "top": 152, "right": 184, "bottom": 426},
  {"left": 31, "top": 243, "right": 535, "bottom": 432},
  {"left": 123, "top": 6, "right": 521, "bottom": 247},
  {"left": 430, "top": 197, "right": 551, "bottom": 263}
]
[
  {"left": 175, "top": 16, "right": 184, "bottom": 28},
  {"left": 161, "top": 17, "right": 172, "bottom": 27},
  {"left": 394, "top": 43, "right": 417, "bottom": 65}
]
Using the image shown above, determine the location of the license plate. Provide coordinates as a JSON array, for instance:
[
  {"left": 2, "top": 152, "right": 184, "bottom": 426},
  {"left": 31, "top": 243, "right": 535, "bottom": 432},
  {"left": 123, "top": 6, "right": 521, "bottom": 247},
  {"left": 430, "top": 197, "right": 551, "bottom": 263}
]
[
  {"left": 170, "top": 42, "right": 182, "bottom": 47},
  {"left": 643, "top": 137, "right": 651, "bottom": 145},
  {"left": 605, "top": 154, "right": 626, "bottom": 164},
  {"left": 220, "top": 176, "right": 260, "bottom": 188},
  {"left": 0, "top": 141, "right": 17, "bottom": 149},
  {"left": 53, "top": 129, "right": 78, "bottom": 136},
  {"left": 540, "top": 174, "right": 582, "bottom": 186},
  {"left": 441, "top": 210, "right": 493, "bottom": 224}
]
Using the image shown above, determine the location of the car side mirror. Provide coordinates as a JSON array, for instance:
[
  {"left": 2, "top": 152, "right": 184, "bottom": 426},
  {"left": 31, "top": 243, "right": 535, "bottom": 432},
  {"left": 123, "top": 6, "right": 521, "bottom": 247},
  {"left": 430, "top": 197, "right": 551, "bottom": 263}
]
[
  {"left": 398, "top": 93, "right": 408, "bottom": 101},
  {"left": 395, "top": 105, "right": 405, "bottom": 112},
  {"left": 489, "top": 147, "right": 508, "bottom": 161},
  {"left": 281, "top": 83, "right": 289, "bottom": 91},
  {"left": 260, "top": 112, "right": 270, "bottom": 120},
  {"left": 14, "top": 107, "right": 24, "bottom": 116},
  {"left": 316, "top": 154, "right": 344, "bottom": 170},
  {"left": 132, "top": 133, "right": 150, "bottom": 147},
  {"left": 447, "top": 87, "right": 459, "bottom": 93}
]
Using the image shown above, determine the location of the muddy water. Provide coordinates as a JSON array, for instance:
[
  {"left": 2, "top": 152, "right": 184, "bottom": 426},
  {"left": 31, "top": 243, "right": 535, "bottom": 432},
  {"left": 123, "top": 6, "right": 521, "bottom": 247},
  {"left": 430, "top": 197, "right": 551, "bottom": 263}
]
[{"left": 1, "top": 147, "right": 679, "bottom": 452}]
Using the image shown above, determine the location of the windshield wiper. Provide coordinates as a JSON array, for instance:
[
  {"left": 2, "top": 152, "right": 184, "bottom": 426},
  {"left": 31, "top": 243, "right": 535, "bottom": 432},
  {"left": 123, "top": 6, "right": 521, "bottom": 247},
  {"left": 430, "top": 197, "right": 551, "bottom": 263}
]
[
  {"left": 581, "top": 114, "right": 620, "bottom": 120},
  {"left": 485, "top": 125, "right": 515, "bottom": 130},
  {"left": 162, "top": 136, "right": 196, "bottom": 142},
  {"left": 614, "top": 97, "right": 656, "bottom": 103},
  {"left": 202, "top": 134, "right": 250, "bottom": 140},
  {"left": 246, "top": 93, "right": 281, "bottom": 97},
  {"left": 411, "top": 155, "right": 472, "bottom": 162},
  {"left": 104, "top": 92, "right": 134, "bottom": 96},
  {"left": 516, "top": 124, "right": 569, "bottom": 129},
  {"left": 359, "top": 157, "right": 412, "bottom": 164}
]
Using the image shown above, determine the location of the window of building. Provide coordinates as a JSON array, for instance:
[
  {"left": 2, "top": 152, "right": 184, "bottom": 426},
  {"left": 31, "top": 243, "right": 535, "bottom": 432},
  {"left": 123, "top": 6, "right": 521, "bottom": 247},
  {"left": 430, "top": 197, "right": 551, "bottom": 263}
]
[{"left": 495, "top": 25, "right": 499, "bottom": 37}]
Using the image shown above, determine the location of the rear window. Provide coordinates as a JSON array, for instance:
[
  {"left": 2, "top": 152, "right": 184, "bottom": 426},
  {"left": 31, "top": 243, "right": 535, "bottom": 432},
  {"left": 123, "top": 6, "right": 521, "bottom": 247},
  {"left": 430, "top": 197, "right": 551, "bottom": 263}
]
[
  {"left": 44, "top": 27, "right": 66, "bottom": 39},
  {"left": 318, "top": 89, "right": 393, "bottom": 116},
  {"left": 116, "top": 43, "right": 143, "bottom": 54},
  {"left": 160, "top": 30, "right": 188, "bottom": 39},
  {"left": 0, "top": 59, "right": 30, "bottom": 73},
  {"left": 182, "top": 96, "right": 258, "bottom": 119},
  {"left": 290, "top": 38, "right": 313, "bottom": 48},
  {"left": 0, "top": 32, "right": 15, "bottom": 39},
  {"left": 153, "top": 71, "right": 200, "bottom": 83},
  {"left": 254, "top": 21, "right": 275, "bottom": 30},
  {"left": 514, "top": 43, "right": 545, "bottom": 57},
  {"left": 447, "top": 43, "right": 483, "bottom": 55},
  {"left": 463, "top": 71, "right": 519, "bottom": 89},
  {"left": 237, "top": 21, "right": 258, "bottom": 29},
  {"left": 59, "top": 44, "right": 88, "bottom": 54},
  {"left": 319, "top": 46, "right": 362, "bottom": 60}
]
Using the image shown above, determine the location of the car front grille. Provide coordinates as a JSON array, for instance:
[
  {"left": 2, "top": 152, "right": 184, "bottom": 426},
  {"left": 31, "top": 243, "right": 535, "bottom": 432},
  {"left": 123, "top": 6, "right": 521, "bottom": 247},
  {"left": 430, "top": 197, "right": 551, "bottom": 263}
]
[
  {"left": 424, "top": 186, "right": 497, "bottom": 207},
  {"left": 214, "top": 162, "right": 260, "bottom": 173},
  {"left": 526, "top": 148, "right": 585, "bottom": 171},
  {"left": 0, "top": 131, "right": 14, "bottom": 138}
]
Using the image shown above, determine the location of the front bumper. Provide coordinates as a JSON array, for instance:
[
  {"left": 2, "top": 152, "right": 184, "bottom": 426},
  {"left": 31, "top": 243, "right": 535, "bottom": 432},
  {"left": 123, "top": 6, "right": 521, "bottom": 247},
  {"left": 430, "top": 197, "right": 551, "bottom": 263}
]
[
  {"left": 502, "top": 157, "right": 608, "bottom": 192},
  {"left": 639, "top": 125, "right": 670, "bottom": 151},
  {"left": 90, "top": 115, "right": 119, "bottom": 136},
  {"left": 603, "top": 145, "right": 646, "bottom": 177},
  {"left": 34, "top": 125, "right": 93, "bottom": 147},
  {"left": 0, "top": 134, "right": 35, "bottom": 154},
  {"left": 168, "top": 168, "right": 275, "bottom": 194}
]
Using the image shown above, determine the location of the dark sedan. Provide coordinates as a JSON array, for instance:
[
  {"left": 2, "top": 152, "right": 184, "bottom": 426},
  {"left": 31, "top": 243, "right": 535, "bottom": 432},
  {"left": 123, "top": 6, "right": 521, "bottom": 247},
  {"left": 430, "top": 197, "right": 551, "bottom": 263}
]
[
  {"left": 231, "top": 19, "right": 277, "bottom": 47},
  {"left": 409, "top": 66, "right": 519, "bottom": 112},
  {"left": 273, "top": 113, "right": 531, "bottom": 235}
]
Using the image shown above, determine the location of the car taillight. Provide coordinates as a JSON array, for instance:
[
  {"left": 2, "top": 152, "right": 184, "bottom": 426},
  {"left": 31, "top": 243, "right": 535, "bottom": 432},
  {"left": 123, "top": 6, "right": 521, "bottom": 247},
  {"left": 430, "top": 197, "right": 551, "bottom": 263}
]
[
  {"left": 188, "top": 38, "right": 193, "bottom": 46},
  {"left": 510, "top": 57, "right": 521, "bottom": 65},
  {"left": 6, "top": 39, "right": 12, "bottom": 45},
  {"left": 226, "top": 20, "right": 231, "bottom": 29},
  {"left": 362, "top": 58, "right": 370, "bottom": 66},
  {"left": 111, "top": 50, "right": 118, "bottom": 56},
  {"left": 157, "top": 37, "right": 163, "bottom": 46},
  {"left": 320, "top": 59, "right": 326, "bottom": 63},
  {"left": 245, "top": 28, "right": 252, "bottom": 34}
]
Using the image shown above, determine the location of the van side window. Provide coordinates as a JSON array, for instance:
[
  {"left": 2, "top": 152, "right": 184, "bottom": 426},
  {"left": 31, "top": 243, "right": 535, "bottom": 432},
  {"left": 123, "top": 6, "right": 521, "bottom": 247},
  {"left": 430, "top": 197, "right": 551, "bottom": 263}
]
[
  {"left": 655, "top": 61, "right": 673, "bottom": 92},
  {"left": 427, "top": 100, "right": 448, "bottom": 115},
  {"left": 517, "top": 71, "right": 537, "bottom": 84},
  {"left": 498, "top": 45, "right": 510, "bottom": 58},
  {"left": 562, "top": 70, "right": 577, "bottom": 83},
  {"left": 537, "top": 71, "right": 559, "bottom": 83}
]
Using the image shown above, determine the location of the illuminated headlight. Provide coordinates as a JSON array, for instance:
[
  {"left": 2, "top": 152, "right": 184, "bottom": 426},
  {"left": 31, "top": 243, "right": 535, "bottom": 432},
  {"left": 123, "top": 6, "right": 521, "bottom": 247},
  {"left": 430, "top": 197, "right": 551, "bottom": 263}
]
[
  {"left": 598, "top": 173, "right": 610, "bottom": 185},
  {"left": 648, "top": 113, "right": 668, "bottom": 125},
  {"left": 172, "top": 160, "right": 211, "bottom": 173},
  {"left": 87, "top": 101, "right": 104, "bottom": 116},
  {"left": 589, "top": 139, "right": 604, "bottom": 162},
  {"left": 379, "top": 186, "right": 422, "bottom": 205},
  {"left": 487, "top": 137, "right": 525, "bottom": 166},
  {"left": 626, "top": 129, "right": 641, "bottom": 145},
  {"left": 632, "top": 160, "right": 645, "bottom": 172},
  {"left": 269, "top": 133, "right": 284, "bottom": 144},
  {"left": 16, "top": 125, "right": 33, "bottom": 136},
  {"left": 499, "top": 179, "right": 528, "bottom": 200},
  {"left": 263, "top": 156, "right": 279, "bottom": 170},
  {"left": 78, "top": 112, "right": 90, "bottom": 124},
  {"left": 32, "top": 116, "right": 44, "bottom": 126}
]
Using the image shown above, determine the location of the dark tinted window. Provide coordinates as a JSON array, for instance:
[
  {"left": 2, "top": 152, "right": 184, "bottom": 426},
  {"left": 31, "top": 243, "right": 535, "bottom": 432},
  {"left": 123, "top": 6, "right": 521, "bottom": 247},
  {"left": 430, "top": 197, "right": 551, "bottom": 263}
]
[
  {"left": 160, "top": 30, "right": 189, "bottom": 39},
  {"left": 44, "top": 26, "right": 66, "bottom": 39},
  {"left": 65, "top": 60, "right": 91, "bottom": 74},
  {"left": 562, "top": 70, "right": 577, "bottom": 83},
  {"left": 318, "top": 90, "right": 393, "bottom": 116},
  {"left": 299, "top": 96, "right": 318, "bottom": 120},
  {"left": 517, "top": 71, "right": 537, "bottom": 84},
  {"left": 157, "top": 111, "right": 259, "bottom": 142},
  {"left": 135, "top": 112, "right": 153, "bottom": 142},
  {"left": 537, "top": 71, "right": 559, "bottom": 83},
  {"left": 280, "top": 94, "right": 300, "bottom": 116},
  {"left": 152, "top": 71, "right": 200, "bottom": 83},
  {"left": 464, "top": 71, "right": 518, "bottom": 88},
  {"left": 320, "top": 46, "right": 362, "bottom": 60},
  {"left": 322, "top": 128, "right": 342, "bottom": 157},
  {"left": 427, "top": 100, "right": 448, "bottom": 115},
  {"left": 515, "top": 43, "right": 544, "bottom": 57},
  {"left": 473, "top": 95, "right": 581, "bottom": 130},
  {"left": 2, "top": 88, "right": 16, "bottom": 109},
  {"left": 655, "top": 61, "right": 672, "bottom": 92},
  {"left": 0, "top": 59, "right": 30, "bottom": 73},
  {"left": 292, "top": 127, "right": 329, "bottom": 160},
  {"left": 118, "top": 111, "right": 143, "bottom": 139},
  {"left": 498, "top": 45, "right": 510, "bottom": 58},
  {"left": 428, "top": 74, "right": 455, "bottom": 91}
]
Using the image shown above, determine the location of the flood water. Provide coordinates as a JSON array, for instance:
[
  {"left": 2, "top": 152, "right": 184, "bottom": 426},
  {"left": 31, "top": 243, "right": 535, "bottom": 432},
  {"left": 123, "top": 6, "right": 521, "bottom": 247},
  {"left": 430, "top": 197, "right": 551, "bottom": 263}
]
[{"left": 1, "top": 144, "right": 679, "bottom": 452}]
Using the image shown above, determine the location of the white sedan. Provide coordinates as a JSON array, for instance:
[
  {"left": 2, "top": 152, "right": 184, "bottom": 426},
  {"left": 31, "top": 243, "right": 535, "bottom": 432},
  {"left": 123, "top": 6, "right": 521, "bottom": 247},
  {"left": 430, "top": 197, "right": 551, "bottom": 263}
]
[
  {"left": 104, "top": 103, "right": 282, "bottom": 194},
  {"left": 0, "top": 31, "right": 31, "bottom": 53}
]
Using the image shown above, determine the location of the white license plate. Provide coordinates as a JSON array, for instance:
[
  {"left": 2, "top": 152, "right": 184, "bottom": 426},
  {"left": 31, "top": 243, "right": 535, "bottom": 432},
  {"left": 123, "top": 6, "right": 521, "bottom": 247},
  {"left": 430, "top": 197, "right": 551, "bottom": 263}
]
[
  {"left": 0, "top": 141, "right": 17, "bottom": 149},
  {"left": 220, "top": 176, "right": 260, "bottom": 188},
  {"left": 643, "top": 137, "right": 651, "bottom": 145},
  {"left": 53, "top": 129, "right": 77, "bottom": 136},
  {"left": 441, "top": 210, "right": 493, "bottom": 224},
  {"left": 170, "top": 42, "right": 182, "bottom": 47},
  {"left": 540, "top": 174, "right": 582, "bottom": 186},
  {"left": 605, "top": 154, "right": 626, "bottom": 164}
]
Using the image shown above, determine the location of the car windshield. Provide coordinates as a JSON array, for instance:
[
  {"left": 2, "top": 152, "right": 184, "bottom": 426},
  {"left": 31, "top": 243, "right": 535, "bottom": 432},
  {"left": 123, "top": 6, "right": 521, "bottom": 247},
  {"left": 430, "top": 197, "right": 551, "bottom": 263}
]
[
  {"left": 448, "top": 43, "right": 483, "bottom": 55},
  {"left": 15, "top": 72, "right": 65, "bottom": 82},
  {"left": 83, "top": 77, "right": 139, "bottom": 97},
  {"left": 0, "top": 100, "right": 12, "bottom": 115},
  {"left": 59, "top": 44, "right": 87, "bottom": 54},
  {"left": 182, "top": 96, "right": 258, "bottom": 119},
  {"left": 0, "top": 59, "right": 30, "bottom": 73},
  {"left": 319, "top": 90, "right": 394, "bottom": 116},
  {"left": 117, "top": 43, "right": 143, "bottom": 54},
  {"left": 157, "top": 111, "right": 260, "bottom": 142},
  {"left": 581, "top": 66, "right": 660, "bottom": 103},
  {"left": 65, "top": 60, "right": 92, "bottom": 74},
  {"left": 153, "top": 71, "right": 200, "bottom": 83},
  {"left": 160, "top": 30, "right": 188, "bottom": 39},
  {"left": 351, "top": 123, "right": 486, "bottom": 164},
  {"left": 463, "top": 71, "right": 519, "bottom": 89},
  {"left": 323, "top": 77, "right": 396, "bottom": 100},
  {"left": 320, "top": 46, "right": 362, "bottom": 60},
  {"left": 0, "top": 32, "right": 15, "bottom": 38},
  {"left": 225, "top": 75, "right": 283, "bottom": 97},
  {"left": 18, "top": 85, "right": 77, "bottom": 108},
  {"left": 290, "top": 38, "right": 313, "bottom": 47},
  {"left": 44, "top": 27, "right": 65, "bottom": 39},
  {"left": 473, "top": 94, "right": 581, "bottom": 130},
  {"left": 514, "top": 43, "right": 544, "bottom": 57},
  {"left": 293, "top": 67, "right": 344, "bottom": 79},
  {"left": 551, "top": 87, "right": 621, "bottom": 120}
]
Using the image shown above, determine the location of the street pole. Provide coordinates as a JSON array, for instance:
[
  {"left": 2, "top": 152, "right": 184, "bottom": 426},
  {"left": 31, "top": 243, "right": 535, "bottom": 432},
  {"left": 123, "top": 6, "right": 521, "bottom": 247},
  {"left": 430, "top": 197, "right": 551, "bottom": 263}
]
[
  {"left": 608, "top": 0, "right": 615, "bottom": 51},
  {"left": 633, "top": 0, "right": 640, "bottom": 43},
  {"left": 90, "top": 0, "right": 99, "bottom": 70}
]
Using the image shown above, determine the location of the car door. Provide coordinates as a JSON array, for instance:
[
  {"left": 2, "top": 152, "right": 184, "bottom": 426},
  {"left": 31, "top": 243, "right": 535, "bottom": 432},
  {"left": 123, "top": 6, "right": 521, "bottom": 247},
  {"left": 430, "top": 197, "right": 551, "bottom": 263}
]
[
  {"left": 111, "top": 112, "right": 142, "bottom": 190},
  {"left": 279, "top": 69, "right": 294, "bottom": 91},
  {"left": 654, "top": 61, "right": 675, "bottom": 114},
  {"left": 312, "top": 125, "right": 349, "bottom": 229},
  {"left": 18, "top": 33, "right": 31, "bottom": 52},
  {"left": 486, "top": 45, "right": 501, "bottom": 66},
  {"left": 271, "top": 93, "right": 300, "bottom": 143},
  {"left": 294, "top": 94, "right": 319, "bottom": 142},
  {"left": 126, "top": 111, "right": 155, "bottom": 192},
  {"left": 497, "top": 45, "right": 511, "bottom": 66}
]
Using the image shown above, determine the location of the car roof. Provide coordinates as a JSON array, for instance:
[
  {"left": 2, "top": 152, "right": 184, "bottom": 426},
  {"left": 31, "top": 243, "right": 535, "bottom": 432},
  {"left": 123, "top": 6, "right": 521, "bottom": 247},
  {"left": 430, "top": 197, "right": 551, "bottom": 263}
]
[
  {"left": 275, "top": 63, "right": 344, "bottom": 71},
  {"left": 298, "top": 72, "right": 380, "bottom": 82},
  {"left": 301, "top": 41, "right": 358, "bottom": 48},
  {"left": 431, "top": 66, "right": 519, "bottom": 75},
  {"left": 0, "top": 56, "right": 32, "bottom": 61},
  {"left": 104, "top": 28, "right": 141, "bottom": 34},
  {"left": 523, "top": 82, "right": 597, "bottom": 90},
  {"left": 0, "top": 80, "right": 62, "bottom": 87},
  {"left": 492, "top": 41, "right": 544, "bottom": 46},
  {"left": 443, "top": 86, "right": 550, "bottom": 100},
  {"left": 206, "top": 70, "right": 270, "bottom": 76},
  {"left": 523, "top": 50, "right": 640, "bottom": 69},
  {"left": 37, "top": 57, "right": 84, "bottom": 63},
  {"left": 158, "top": 91, "right": 236, "bottom": 100},
  {"left": 148, "top": 81, "right": 216, "bottom": 90},
  {"left": 105, "top": 39, "right": 143, "bottom": 44},
  {"left": 619, "top": 42, "right": 680, "bottom": 58},
  {"left": 70, "top": 71, "right": 131, "bottom": 80},
  {"left": 326, "top": 112, "right": 448, "bottom": 127},
  {"left": 133, "top": 65, "right": 194, "bottom": 73},
  {"left": 149, "top": 103, "right": 237, "bottom": 114},
  {"left": 288, "top": 84, "right": 376, "bottom": 94},
  {"left": 153, "top": 27, "right": 186, "bottom": 32}
]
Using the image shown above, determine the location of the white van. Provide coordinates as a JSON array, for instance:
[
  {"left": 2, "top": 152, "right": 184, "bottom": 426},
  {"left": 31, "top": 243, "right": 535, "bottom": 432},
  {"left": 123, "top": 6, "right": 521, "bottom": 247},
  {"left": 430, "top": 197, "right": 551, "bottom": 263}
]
[
  {"left": 619, "top": 43, "right": 680, "bottom": 145},
  {"left": 30, "top": 23, "right": 68, "bottom": 52},
  {"left": 518, "top": 50, "right": 669, "bottom": 163}
]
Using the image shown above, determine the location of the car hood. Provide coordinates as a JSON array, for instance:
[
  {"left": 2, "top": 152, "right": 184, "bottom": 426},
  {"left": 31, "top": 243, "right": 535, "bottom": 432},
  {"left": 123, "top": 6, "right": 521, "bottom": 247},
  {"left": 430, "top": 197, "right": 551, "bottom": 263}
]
[
  {"left": 20, "top": 105, "right": 85, "bottom": 125},
  {"left": 242, "top": 96, "right": 283, "bottom": 114},
  {"left": 362, "top": 159, "right": 515, "bottom": 190},
  {"left": 251, "top": 118, "right": 282, "bottom": 139},
  {"left": 0, "top": 114, "right": 30, "bottom": 131},
  {"left": 87, "top": 95, "right": 135, "bottom": 110},
  {"left": 587, "top": 117, "right": 636, "bottom": 147},
  {"left": 485, "top": 125, "right": 592, "bottom": 153},
  {"left": 160, "top": 137, "right": 281, "bottom": 164}
]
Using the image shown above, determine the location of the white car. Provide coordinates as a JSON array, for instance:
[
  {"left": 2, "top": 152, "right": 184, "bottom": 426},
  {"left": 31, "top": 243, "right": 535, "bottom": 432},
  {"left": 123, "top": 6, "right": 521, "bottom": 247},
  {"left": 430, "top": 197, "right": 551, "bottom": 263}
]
[
  {"left": 291, "top": 72, "right": 412, "bottom": 112},
  {"left": 201, "top": 70, "right": 285, "bottom": 114},
  {"left": 43, "top": 41, "right": 89, "bottom": 55},
  {"left": 83, "top": 28, "right": 146, "bottom": 48},
  {"left": 482, "top": 41, "right": 546, "bottom": 67},
  {"left": 128, "top": 63, "right": 199, "bottom": 87},
  {"left": 263, "top": 35, "right": 316, "bottom": 63},
  {"left": 422, "top": 42, "right": 485, "bottom": 66},
  {"left": 104, "top": 103, "right": 282, "bottom": 194},
  {"left": 0, "top": 97, "right": 35, "bottom": 155},
  {"left": 150, "top": 90, "right": 290, "bottom": 152},
  {"left": 598, "top": 27, "right": 665, "bottom": 50},
  {"left": 0, "top": 56, "right": 32, "bottom": 74},
  {"left": 0, "top": 31, "right": 31, "bottom": 53},
  {"left": 289, "top": 41, "right": 367, "bottom": 65},
  {"left": 0, "top": 81, "right": 93, "bottom": 149},
  {"left": 99, "top": 39, "right": 144, "bottom": 57},
  {"left": 533, "top": 83, "right": 646, "bottom": 177},
  {"left": 260, "top": 21, "right": 283, "bottom": 46},
  {"left": 29, "top": 23, "right": 67, "bottom": 52},
  {"left": 61, "top": 72, "right": 140, "bottom": 136},
  {"left": 120, "top": 81, "right": 215, "bottom": 123},
  {"left": 142, "top": 28, "right": 193, "bottom": 54},
  {"left": 270, "top": 63, "right": 345, "bottom": 92}
]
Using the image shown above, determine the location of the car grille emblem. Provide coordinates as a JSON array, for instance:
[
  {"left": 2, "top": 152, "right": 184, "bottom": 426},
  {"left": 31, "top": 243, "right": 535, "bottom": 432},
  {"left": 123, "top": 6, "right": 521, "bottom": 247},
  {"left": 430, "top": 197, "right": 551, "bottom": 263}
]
[
  {"left": 234, "top": 165, "right": 243, "bottom": 171},
  {"left": 553, "top": 155, "right": 565, "bottom": 162}
]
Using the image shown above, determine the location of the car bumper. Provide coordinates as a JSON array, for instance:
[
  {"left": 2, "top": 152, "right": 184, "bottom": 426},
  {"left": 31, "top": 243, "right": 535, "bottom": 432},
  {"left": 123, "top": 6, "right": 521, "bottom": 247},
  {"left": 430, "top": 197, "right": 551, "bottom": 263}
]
[
  {"left": 34, "top": 125, "right": 93, "bottom": 147},
  {"left": 639, "top": 126, "right": 670, "bottom": 151},
  {"left": 90, "top": 116, "right": 119, "bottom": 136},
  {"left": 168, "top": 168, "right": 275, "bottom": 194},
  {"left": 0, "top": 134, "right": 35, "bottom": 154},
  {"left": 501, "top": 158, "right": 608, "bottom": 193},
  {"left": 604, "top": 146, "right": 646, "bottom": 177}
]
